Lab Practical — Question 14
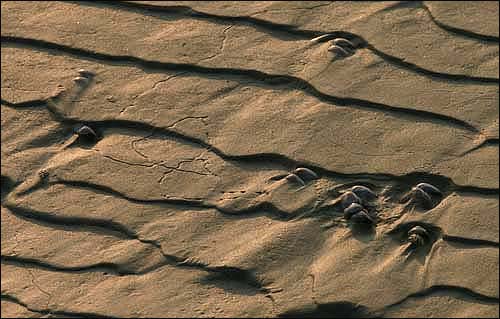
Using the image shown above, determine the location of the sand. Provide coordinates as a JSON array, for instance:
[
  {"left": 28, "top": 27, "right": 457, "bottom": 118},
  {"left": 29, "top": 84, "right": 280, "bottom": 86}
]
[{"left": 1, "top": 1, "right": 498, "bottom": 318}]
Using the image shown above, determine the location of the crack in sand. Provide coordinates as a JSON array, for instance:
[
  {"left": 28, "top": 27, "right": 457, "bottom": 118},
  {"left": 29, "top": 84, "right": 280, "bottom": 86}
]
[
  {"left": 250, "top": 2, "right": 334, "bottom": 17},
  {"left": 198, "top": 25, "right": 233, "bottom": 63},
  {"left": 129, "top": 115, "right": 209, "bottom": 159},
  {"left": 100, "top": 151, "right": 212, "bottom": 179},
  {"left": 130, "top": 131, "right": 155, "bottom": 159},
  {"left": 166, "top": 116, "right": 209, "bottom": 129},
  {"left": 27, "top": 269, "right": 52, "bottom": 311}
]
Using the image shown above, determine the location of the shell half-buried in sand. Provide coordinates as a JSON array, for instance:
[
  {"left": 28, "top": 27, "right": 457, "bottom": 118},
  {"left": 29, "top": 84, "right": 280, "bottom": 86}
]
[
  {"left": 309, "top": 33, "right": 337, "bottom": 44},
  {"left": 327, "top": 44, "right": 354, "bottom": 57},
  {"left": 78, "top": 68, "right": 95, "bottom": 78},
  {"left": 350, "top": 185, "right": 377, "bottom": 202},
  {"left": 343, "top": 202, "right": 364, "bottom": 219},
  {"left": 401, "top": 186, "right": 434, "bottom": 209},
  {"left": 415, "top": 183, "right": 442, "bottom": 197},
  {"left": 75, "top": 125, "right": 98, "bottom": 143},
  {"left": 73, "top": 76, "right": 89, "bottom": 85},
  {"left": 407, "top": 226, "right": 429, "bottom": 247},
  {"left": 285, "top": 173, "right": 306, "bottom": 186},
  {"left": 340, "top": 191, "right": 363, "bottom": 209},
  {"left": 292, "top": 167, "right": 318, "bottom": 182},
  {"left": 332, "top": 38, "right": 356, "bottom": 51}
]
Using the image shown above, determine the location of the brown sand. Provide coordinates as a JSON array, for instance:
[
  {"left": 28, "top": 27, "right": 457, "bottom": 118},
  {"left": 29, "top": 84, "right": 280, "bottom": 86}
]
[{"left": 1, "top": 1, "right": 499, "bottom": 318}]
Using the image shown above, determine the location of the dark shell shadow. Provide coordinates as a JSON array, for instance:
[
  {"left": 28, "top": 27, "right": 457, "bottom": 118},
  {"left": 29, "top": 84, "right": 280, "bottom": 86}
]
[{"left": 349, "top": 222, "right": 377, "bottom": 243}]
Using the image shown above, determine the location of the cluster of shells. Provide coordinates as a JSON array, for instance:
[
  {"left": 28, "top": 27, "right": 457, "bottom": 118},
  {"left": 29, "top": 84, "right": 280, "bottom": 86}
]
[
  {"left": 73, "top": 68, "right": 95, "bottom": 86},
  {"left": 401, "top": 183, "right": 442, "bottom": 250},
  {"left": 340, "top": 185, "right": 377, "bottom": 225},
  {"left": 338, "top": 182, "right": 442, "bottom": 251},
  {"left": 310, "top": 34, "right": 358, "bottom": 58},
  {"left": 285, "top": 167, "right": 319, "bottom": 186},
  {"left": 327, "top": 38, "right": 356, "bottom": 58},
  {"left": 270, "top": 167, "right": 319, "bottom": 187}
]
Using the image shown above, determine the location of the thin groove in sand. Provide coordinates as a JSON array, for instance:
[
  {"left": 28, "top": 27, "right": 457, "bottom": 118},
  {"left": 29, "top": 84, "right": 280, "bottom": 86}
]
[
  {"left": 379, "top": 1, "right": 500, "bottom": 43},
  {"left": 0, "top": 255, "right": 168, "bottom": 276},
  {"left": 460, "top": 138, "right": 499, "bottom": 156},
  {"left": 443, "top": 235, "right": 500, "bottom": 248},
  {"left": 384, "top": 285, "right": 500, "bottom": 310},
  {"left": 421, "top": 2, "right": 500, "bottom": 43}
]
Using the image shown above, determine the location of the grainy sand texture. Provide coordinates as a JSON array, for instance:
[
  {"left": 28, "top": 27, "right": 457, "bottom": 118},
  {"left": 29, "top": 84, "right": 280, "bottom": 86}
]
[{"left": 1, "top": 1, "right": 499, "bottom": 318}]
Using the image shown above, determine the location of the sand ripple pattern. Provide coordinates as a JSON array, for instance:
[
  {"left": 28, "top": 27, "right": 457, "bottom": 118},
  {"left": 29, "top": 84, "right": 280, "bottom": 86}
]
[{"left": 1, "top": 1, "right": 498, "bottom": 317}]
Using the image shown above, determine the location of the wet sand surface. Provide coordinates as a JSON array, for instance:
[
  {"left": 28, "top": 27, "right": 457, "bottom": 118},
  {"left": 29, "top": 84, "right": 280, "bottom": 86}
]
[{"left": 1, "top": 1, "right": 499, "bottom": 318}]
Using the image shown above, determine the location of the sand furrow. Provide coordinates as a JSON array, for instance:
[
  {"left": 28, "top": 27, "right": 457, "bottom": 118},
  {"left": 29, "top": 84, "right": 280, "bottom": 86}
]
[
  {"left": 2, "top": 207, "right": 271, "bottom": 294},
  {"left": 3, "top": 203, "right": 140, "bottom": 240},
  {"left": 65, "top": 0, "right": 335, "bottom": 40},
  {"left": 385, "top": 285, "right": 500, "bottom": 309},
  {"left": 45, "top": 179, "right": 293, "bottom": 220},
  {"left": 366, "top": 45, "right": 498, "bottom": 84},
  {"left": 380, "top": 1, "right": 499, "bottom": 43},
  {"left": 1, "top": 253, "right": 269, "bottom": 294},
  {"left": 442, "top": 235, "right": 500, "bottom": 249},
  {"left": 461, "top": 138, "right": 500, "bottom": 156},
  {"left": 421, "top": 2, "right": 499, "bottom": 43},
  {"left": 1, "top": 255, "right": 157, "bottom": 276}
]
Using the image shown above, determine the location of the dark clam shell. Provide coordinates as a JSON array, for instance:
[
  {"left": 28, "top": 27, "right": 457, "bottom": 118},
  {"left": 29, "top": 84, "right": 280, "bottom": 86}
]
[
  {"left": 310, "top": 33, "right": 337, "bottom": 44},
  {"left": 412, "top": 187, "right": 433, "bottom": 208},
  {"left": 343, "top": 202, "right": 364, "bottom": 219},
  {"left": 340, "top": 191, "right": 362, "bottom": 209},
  {"left": 332, "top": 38, "right": 356, "bottom": 51},
  {"left": 415, "top": 183, "right": 442, "bottom": 197},
  {"left": 407, "top": 226, "right": 429, "bottom": 247},
  {"left": 285, "top": 173, "right": 306, "bottom": 186},
  {"left": 408, "top": 225, "right": 429, "bottom": 237},
  {"left": 73, "top": 76, "right": 89, "bottom": 85},
  {"left": 351, "top": 185, "right": 377, "bottom": 202},
  {"left": 75, "top": 125, "right": 98, "bottom": 143},
  {"left": 327, "top": 44, "right": 353, "bottom": 57},
  {"left": 401, "top": 186, "right": 433, "bottom": 209},
  {"left": 408, "top": 234, "right": 425, "bottom": 247},
  {"left": 292, "top": 167, "right": 318, "bottom": 182}
]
